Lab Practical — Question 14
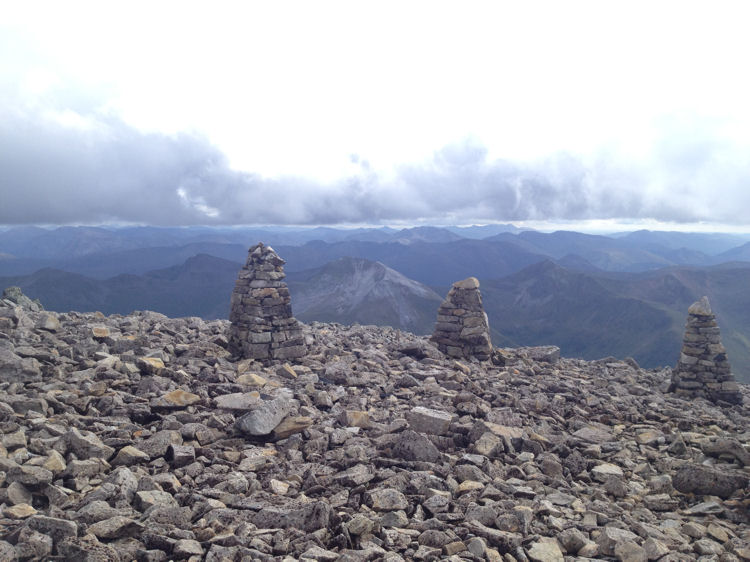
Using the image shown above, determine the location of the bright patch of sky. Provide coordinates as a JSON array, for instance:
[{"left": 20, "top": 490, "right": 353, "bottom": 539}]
[{"left": 2, "top": 1, "right": 750, "bottom": 227}]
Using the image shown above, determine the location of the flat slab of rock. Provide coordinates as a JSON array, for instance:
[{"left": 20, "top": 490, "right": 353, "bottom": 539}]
[
  {"left": 406, "top": 406, "right": 453, "bottom": 435},
  {"left": 252, "top": 501, "right": 331, "bottom": 532},
  {"left": 235, "top": 396, "right": 295, "bottom": 436}
]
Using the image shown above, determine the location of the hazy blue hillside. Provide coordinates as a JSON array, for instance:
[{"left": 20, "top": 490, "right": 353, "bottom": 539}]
[
  {"left": 617, "top": 230, "right": 750, "bottom": 255},
  {"left": 716, "top": 241, "right": 750, "bottom": 263},
  {"left": 488, "top": 230, "right": 688, "bottom": 271},
  {"left": 482, "top": 261, "right": 750, "bottom": 382},
  {"left": 3, "top": 225, "right": 750, "bottom": 279},
  {"left": 276, "top": 239, "right": 547, "bottom": 285},
  {"left": 0, "top": 254, "right": 240, "bottom": 319},
  {"left": 482, "top": 261, "right": 678, "bottom": 366}
]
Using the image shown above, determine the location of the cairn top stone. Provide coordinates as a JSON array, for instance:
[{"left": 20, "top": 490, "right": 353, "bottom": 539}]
[
  {"left": 688, "top": 296, "right": 712, "bottom": 316},
  {"left": 250, "top": 243, "right": 285, "bottom": 266},
  {"left": 453, "top": 277, "right": 480, "bottom": 290}
]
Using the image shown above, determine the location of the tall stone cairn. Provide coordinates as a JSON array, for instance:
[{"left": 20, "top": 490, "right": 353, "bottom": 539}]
[
  {"left": 431, "top": 277, "right": 492, "bottom": 361},
  {"left": 670, "top": 296, "right": 742, "bottom": 405},
  {"left": 228, "top": 243, "right": 306, "bottom": 363}
]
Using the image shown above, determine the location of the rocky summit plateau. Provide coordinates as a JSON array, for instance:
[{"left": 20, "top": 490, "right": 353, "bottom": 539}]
[{"left": 1, "top": 287, "right": 750, "bottom": 561}]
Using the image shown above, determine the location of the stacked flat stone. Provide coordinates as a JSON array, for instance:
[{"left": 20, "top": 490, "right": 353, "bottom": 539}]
[
  {"left": 670, "top": 296, "right": 742, "bottom": 405},
  {"left": 431, "top": 277, "right": 492, "bottom": 361},
  {"left": 228, "top": 243, "right": 306, "bottom": 363}
]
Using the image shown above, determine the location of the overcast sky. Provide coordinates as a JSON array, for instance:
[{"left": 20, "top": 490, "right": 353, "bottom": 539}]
[{"left": 2, "top": 1, "right": 750, "bottom": 229}]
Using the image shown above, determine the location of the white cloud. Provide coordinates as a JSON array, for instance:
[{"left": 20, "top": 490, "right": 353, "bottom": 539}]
[{"left": 2, "top": 1, "right": 750, "bottom": 226}]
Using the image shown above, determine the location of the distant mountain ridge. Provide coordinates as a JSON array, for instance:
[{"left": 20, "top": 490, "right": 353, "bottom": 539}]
[
  {"left": 4, "top": 225, "right": 750, "bottom": 280},
  {"left": 0, "top": 254, "right": 444, "bottom": 334},
  {"left": 3, "top": 224, "right": 750, "bottom": 381}
]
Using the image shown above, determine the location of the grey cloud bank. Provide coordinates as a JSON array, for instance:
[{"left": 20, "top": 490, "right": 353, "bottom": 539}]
[{"left": 1, "top": 103, "right": 749, "bottom": 227}]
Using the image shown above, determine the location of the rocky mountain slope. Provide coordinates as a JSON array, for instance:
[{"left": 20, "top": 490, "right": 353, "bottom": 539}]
[
  {"left": 1, "top": 291, "right": 749, "bottom": 561},
  {"left": 287, "top": 258, "right": 442, "bottom": 335}
]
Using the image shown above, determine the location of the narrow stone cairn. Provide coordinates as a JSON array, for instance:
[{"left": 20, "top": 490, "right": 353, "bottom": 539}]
[
  {"left": 670, "top": 296, "right": 743, "bottom": 404},
  {"left": 228, "top": 243, "right": 306, "bottom": 362},
  {"left": 431, "top": 276, "right": 492, "bottom": 360}
]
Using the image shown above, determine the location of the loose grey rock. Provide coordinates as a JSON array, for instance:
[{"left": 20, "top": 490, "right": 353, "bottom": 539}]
[
  {"left": 235, "top": 395, "right": 294, "bottom": 436},
  {"left": 527, "top": 537, "right": 564, "bottom": 562},
  {"left": 406, "top": 406, "right": 453, "bottom": 435},
  {"left": 367, "top": 488, "right": 409, "bottom": 511},
  {"left": 391, "top": 429, "right": 442, "bottom": 463},
  {"left": 135, "top": 490, "right": 178, "bottom": 511},
  {"left": 86, "top": 515, "right": 144, "bottom": 539},
  {"left": 597, "top": 526, "right": 639, "bottom": 557},
  {"left": 6, "top": 465, "right": 53, "bottom": 487},
  {"left": 672, "top": 463, "right": 749, "bottom": 498},
  {"left": 56, "top": 428, "right": 115, "bottom": 460},
  {"left": 1, "top": 287, "right": 749, "bottom": 561},
  {"left": 252, "top": 501, "right": 332, "bottom": 532},
  {"left": 26, "top": 514, "right": 78, "bottom": 544},
  {"left": 58, "top": 535, "right": 120, "bottom": 562},
  {"left": 2, "top": 286, "right": 43, "bottom": 311}
]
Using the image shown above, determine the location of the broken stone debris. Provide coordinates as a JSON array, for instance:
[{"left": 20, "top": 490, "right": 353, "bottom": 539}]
[{"left": 0, "top": 288, "right": 749, "bottom": 560}]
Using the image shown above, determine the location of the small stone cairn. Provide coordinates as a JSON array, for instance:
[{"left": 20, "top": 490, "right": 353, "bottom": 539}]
[
  {"left": 431, "top": 276, "right": 492, "bottom": 360},
  {"left": 670, "top": 296, "right": 742, "bottom": 404},
  {"left": 228, "top": 243, "right": 306, "bottom": 362}
]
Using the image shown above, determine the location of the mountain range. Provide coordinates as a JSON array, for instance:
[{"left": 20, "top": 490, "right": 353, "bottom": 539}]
[{"left": 2, "top": 224, "right": 750, "bottom": 381}]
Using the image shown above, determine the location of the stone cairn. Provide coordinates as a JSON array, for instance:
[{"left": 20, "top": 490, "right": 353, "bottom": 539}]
[
  {"left": 431, "top": 276, "right": 492, "bottom": 360},
  {"left": 228, "top": 243, "right": 306, "bottom": 363},
  {"left": 670, "top": 296, "right": 742, "bottom": 404}
]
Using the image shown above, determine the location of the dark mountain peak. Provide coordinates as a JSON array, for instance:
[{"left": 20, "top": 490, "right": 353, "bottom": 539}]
[{"left": 27, "top": 267, "right": 90, "bottom": 283}]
